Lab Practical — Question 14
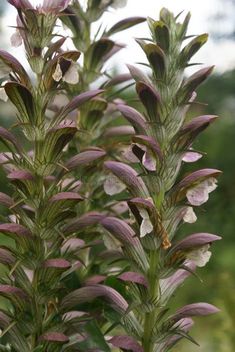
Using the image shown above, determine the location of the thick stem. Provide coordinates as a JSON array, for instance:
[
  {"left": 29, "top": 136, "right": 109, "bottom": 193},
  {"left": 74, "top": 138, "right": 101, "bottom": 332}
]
[{"left": 143, "top": 250, "right": 159, "bottom": 352}]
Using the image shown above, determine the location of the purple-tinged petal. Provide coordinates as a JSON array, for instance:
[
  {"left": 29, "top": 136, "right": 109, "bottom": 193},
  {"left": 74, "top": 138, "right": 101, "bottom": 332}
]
[
  {"left": 117, "top": 104, "right": 147, "bottom": 134},
  {"left": 85, "top": 275, "right": 106, "bottom": 285},
  {"left": 101, "top": 217, "right": 137, "bottom": 245},
  {"left": 39, "top": 332, "right": 69, "bottom": 343},
  {"left": 0, "top": 50, "right": 30, "bottom": 86},
  {"left": 0, "top": 223, "right": 32, "bottom": 238},
  {"left": 101, "top": 217, "right": 149, "bottom": 271},
  {"left": 136, "top": 81, "right": 161, "bottom": 123},
  {"left": 43, "top": 258, "right": 71, "bottom": 269},
  {"left": 7, "top": 0, "right": 33, "bottom": 9},
  {"left": 0, "top": 127, "right": 22, "bottom": 152},
  {"left": 172, "top": 168, "right": 221, "bottom": 202},
  {"left": 42, "top": 0, "right": 70, "bottom": 12},
  {"left": 181, "top": 66, "right": 214, "bottom": 102},
  {"left": 63, "top": 212, "right": 105, "bottom": 235},
  {"left": 109, "top": 335, "right": 144, "bottom": 352},
  {"left": 104, "top": 73, "right": 132, "bottom": 87},
  {"left": 104, "top": 161, "right": 149, "bottom": 197},
  {"left": 0, "top": 248, "right": 15, "bottom": 265},
  {"left": 65, "top": 149, "right": 106, "bottom": 170},
  {"left": 61, "top": 238, "right": 85, "bottom": 253},
  {"left": 106, "top": 16, "right": 145, "bottom": 36},
  {"left": 182, "top": 151, "right": 203, "bottom": 162},
  {"left": 160, "top": 261, "right": 196, "bottom": 304},
  {"left": 61, "top": 284, "right": 128, "bottom": 314},
  {"left": 127, "top": 64, "right": 151, "bottom": 84},
  {"left": 157, "top": 318, "right": 194, "bottom": 351},
  {"left": 176, "top": 115, "right": 217, "bottom": 150},
  {"left": 49, "top": 192, "right": 83, "bottom": 202},
  {"left": 0, "top": 192, "right": 14, "bottom": 207},
  {"left": 132, "top": 135, "right": 162, "bottom": 161},
  {"left": 103, "top": 125, "right": 135, "bottom": 137},
  {"left": 118, "top": 272, "right": 147, "bottom": 287},
  {"left": 7, "top": 170, "right": 34, "bottom": 181},
  {"left": 172, "top": 233, "right": 221, "bottom": 251},
  {"left": 55, "top": 90, "right": 104, "bottom": 124},
  {"left": 171, "top": 302, "right": 220, "bottom": 322},
  {"left": 0, "top": 284, "right": 27, "bottom": 299}
]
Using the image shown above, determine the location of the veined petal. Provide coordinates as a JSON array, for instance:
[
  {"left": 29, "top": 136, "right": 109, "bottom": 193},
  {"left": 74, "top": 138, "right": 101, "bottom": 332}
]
[
  {"left": 52, "top": 62, "right": 63, "bottom": 82},
  {"left": 186, "top": 177, "right": 217, "bottom": 206},
  {"left": 182, "top": 151, "right": 202, "bottom": 162},
  {"left": 142, "top": 150, "right": 156, "bottom": 171},
  {"left": 140, "top": 218, "right": 153, "bottom": 237},
  {"left": 183, "top": 206, "right": 197, "bottom": 223},
  {"left": 10, "top": 30, "right": 22, "bottom": 48},
  {"left": 187, "top": 244, "right": 211, "bottom": 267},
  {"left": 63, "top": 63, "right": 79, "bottom": 84},
  {"left": 104, "top": 174, "right": 126, "bottom": 195}
]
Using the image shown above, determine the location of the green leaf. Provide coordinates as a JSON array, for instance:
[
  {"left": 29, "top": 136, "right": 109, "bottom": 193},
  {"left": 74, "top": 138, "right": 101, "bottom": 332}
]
[{"left": 85, "top": 320, "right": 111, "bottom": 352}]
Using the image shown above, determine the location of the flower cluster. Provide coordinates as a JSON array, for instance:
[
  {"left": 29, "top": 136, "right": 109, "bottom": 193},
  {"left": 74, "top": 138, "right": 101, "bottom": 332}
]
[{"left": 0, "top": 2, "right": 221, "bottom": 352}]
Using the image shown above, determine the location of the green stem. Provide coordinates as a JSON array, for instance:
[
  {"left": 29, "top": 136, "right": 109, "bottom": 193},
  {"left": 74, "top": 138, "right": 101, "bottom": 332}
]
[{"left": 143, "top": 250, "right": 159, "bottom": 352}]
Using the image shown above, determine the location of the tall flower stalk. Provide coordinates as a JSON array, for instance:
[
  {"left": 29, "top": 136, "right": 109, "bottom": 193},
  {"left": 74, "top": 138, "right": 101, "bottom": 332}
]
[
  {"left": 102, "top": 8, "right": 221, "bottom": 352},
  {"left": 0, "top": 2, "right": 222, "bottom": 351}
]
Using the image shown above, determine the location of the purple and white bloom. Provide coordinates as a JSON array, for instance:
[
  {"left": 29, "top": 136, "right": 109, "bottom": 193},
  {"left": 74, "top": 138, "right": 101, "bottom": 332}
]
[
  {"left": 8, "top": 0, "right": 71, "bottom": 13},
  {"left": 187, "top": 244, "right": 211, "bottom": 267},
  {"left": 132, "top": 143, "right": 157, "bottom": 171},
  {"left": 139, "top": 207, "right": 153, "bottom": 237},
  {"left": 52, "top": 61, "right": 79, "bottom": 85},
  {"left": 104, "top": 174, "right": 126, "bottom": 195},
  {"left": 0, "top": 82, "right": 8, "bottom": 102},
  {"left": 10, "top": 29, "right": 22, "bottom": 48},
  {"left": 120, "top": 145, "right": 139, "bottom": 163},
  {"left": 183, "top": 206, "right": 197, "bottom": 223},
  {"left": 182, "top": 151, "right": 202, "bottom": 163},
  {"left": 186, "top": 177, "right": 218, "bottom": 206}
]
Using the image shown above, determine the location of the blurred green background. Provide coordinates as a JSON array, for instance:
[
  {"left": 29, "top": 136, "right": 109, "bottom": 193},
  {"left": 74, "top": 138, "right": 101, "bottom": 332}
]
[{"left": 0, "top": 1, "right": 234, "bottom": 351}]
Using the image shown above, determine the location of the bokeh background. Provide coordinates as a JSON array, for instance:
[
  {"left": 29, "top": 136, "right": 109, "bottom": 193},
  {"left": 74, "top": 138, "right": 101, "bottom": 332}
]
[{"left": 0, "top": 1, "right": 234, "bottom": 351}]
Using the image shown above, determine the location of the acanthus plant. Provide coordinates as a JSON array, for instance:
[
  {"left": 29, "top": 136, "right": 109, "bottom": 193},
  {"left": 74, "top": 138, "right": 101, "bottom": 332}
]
[
  {"left": 101, "top": 7, "right": 222, "bottom": 352},
  {"left": 0, "top": 2, "right": 221, "bottom": 352}
]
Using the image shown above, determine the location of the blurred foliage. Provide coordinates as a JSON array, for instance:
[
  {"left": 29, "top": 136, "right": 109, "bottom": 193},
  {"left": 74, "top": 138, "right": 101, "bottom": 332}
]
[{"left": 176, "top": 70, "right": 235, "bottom": 351}]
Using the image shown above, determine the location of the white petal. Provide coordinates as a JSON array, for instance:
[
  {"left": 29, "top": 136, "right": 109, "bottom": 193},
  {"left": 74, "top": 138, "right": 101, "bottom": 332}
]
[
  {"left": 138, "top": 208, "right": 149, "bottom": 220},
  {"left": 23, "top": 267, "right": 34, "bottom": 283},
  {"left": 10, "top": 30, "right": 22, "bottom": 48},
  {"left": 52, "top": 62, "right": 63, "bottom": 82},
  {"left": 183, "top": 206, "right": 197, "bottom": 223},
  {"left": 104, "top": 175, "right": 126, "bottom": 195},
  {"left": 111, "top": 201, "right": 128, "bottom": 214},
  {"left": 120, "top": 146, "right": 139, "bottom": 163},
  {"left": 203, "top": 177, "right": 218, "bottom": 193},
  {"left": 140, "top": 218, "right": 153, "bottom": 237},
  {"left": 63, "top": 63, "right": 79, "bottom": 85},
  {"left": 0, "top": 87, "right": 8, "bottom": 102},
  {"left": 186, "top": 185, "right": 209, "bottom": 206},
  {"left": 182, "top": 151, "right": 202, "bottom": 163},
  {"left": 142, "top": 151, "right": 156, "bottom": 171},
  {"left": 187, "top": 245, "right": 211, "bottom": 267}
]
